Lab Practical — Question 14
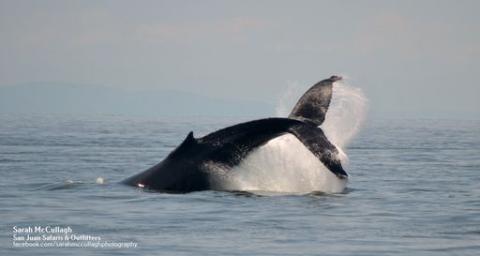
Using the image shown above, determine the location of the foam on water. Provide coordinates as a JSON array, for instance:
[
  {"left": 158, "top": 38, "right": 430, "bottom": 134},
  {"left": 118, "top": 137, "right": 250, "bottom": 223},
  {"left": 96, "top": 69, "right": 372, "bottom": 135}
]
[
  {"left": 96, "top": 177, "right": 105, "bottom": 184},
  {"left": 219, "top": 79, "right": 367, "bottom": 194}
]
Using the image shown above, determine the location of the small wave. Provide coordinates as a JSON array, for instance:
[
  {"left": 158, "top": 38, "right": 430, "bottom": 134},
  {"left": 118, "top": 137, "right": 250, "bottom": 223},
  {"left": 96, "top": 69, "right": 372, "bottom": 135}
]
[
  {"left": 0, "top": 158, "right": 28, "bottom": 163},
  {"left": 34, "top": 180, "right": 86, "bottom": 191},
  {"left": 32, "top": 177, "right": 108, "bottom": 191}
]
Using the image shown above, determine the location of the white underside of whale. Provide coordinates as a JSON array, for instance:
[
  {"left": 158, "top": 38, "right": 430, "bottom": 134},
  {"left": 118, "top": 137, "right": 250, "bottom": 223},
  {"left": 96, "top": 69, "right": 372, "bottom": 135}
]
[{"left": 208, "top": 133, "right": 348, "bottom": 194}]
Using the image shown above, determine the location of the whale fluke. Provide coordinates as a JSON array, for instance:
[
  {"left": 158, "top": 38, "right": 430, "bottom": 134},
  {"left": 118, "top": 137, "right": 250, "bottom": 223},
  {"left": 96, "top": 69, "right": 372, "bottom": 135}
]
[{"left": 289, "top": 75, "right": 342, "bottom": 126}]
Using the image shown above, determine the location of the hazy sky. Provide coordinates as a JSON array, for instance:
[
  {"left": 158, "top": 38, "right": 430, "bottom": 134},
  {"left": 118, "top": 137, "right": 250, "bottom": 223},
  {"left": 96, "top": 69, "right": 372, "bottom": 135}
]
[{"left": 1, "top": 0, "right": 479, "bottom": 119}]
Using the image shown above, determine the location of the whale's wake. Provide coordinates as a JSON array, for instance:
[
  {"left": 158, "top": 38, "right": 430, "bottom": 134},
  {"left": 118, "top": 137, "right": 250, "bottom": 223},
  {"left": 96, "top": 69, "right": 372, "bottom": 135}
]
[{"left": 221, "top": 79, "right": 368, "bottom": 194}]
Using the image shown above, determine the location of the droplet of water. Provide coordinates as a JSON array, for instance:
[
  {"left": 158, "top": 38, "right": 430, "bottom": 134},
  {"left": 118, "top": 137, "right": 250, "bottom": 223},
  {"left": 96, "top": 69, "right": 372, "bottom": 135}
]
[{"left": 95, "top": 177, "right": 105, "bottom": 184}]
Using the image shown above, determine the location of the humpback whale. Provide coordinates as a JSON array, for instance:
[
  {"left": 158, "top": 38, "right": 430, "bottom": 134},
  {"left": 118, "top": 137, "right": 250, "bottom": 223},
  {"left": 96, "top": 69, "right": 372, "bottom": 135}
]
[{"left": 123, "top": 76, "right": 347, "bottom": 193}]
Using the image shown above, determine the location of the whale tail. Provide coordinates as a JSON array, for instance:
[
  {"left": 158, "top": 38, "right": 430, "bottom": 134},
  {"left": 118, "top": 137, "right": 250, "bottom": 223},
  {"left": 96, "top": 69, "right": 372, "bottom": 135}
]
[{"left": 288, "top": 75, "right": 342, "bottom": 126}]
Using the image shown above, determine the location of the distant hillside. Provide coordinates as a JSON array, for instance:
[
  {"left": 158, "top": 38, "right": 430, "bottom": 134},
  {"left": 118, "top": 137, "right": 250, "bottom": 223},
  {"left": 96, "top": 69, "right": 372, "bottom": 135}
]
[{"left": 0, "top": 83, "right": 273, "bottom": 117}]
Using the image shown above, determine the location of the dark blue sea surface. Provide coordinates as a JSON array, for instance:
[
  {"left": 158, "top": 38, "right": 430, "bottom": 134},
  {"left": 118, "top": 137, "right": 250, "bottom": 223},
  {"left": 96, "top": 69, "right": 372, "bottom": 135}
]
[{"left": 1, "top": 114, "right": 479, "bottom": 255}]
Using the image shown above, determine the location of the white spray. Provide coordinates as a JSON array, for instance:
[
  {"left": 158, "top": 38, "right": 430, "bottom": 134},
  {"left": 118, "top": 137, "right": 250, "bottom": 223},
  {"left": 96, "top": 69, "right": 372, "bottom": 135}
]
[
  {"left": 322, "top": 80, "right": 368, "bottom": 149},
  {"left": 217, "top": 78, "right": 367, "bottom": 194},
  {"left": 275, "top": 79, "right": 367, "bottom": 148}
]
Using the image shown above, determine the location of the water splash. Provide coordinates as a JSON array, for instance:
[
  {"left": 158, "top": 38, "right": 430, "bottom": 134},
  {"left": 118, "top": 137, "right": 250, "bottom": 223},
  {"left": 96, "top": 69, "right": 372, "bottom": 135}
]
[
  {"left": 220, "top": 78, "right": 367, "bottom": 194},
  {"left": 322, "top": 80, "right": 368, "bottom": 149},
  {"left": 275, "top": 81, "right": 304, "bottom": 118},
  {"left": 96, "top": 177, "right": 106, "bottom": 184},
  {"left": 215, "top": 134, "right": 348, "bottom": 194},
  {"left": 276, "top": 79, "right": 368, "bottom": 149}
]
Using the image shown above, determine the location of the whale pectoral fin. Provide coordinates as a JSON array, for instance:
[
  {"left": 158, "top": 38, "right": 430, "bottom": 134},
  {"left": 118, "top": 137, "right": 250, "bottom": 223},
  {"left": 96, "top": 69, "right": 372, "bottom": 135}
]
[
  {"left": 199, "top": 118, "right": 303, "bottom": 167},
  {"left": 289, "top": 124, "right": 348, "bottom": 179},
  {"left": 288, "top": 76, "right": 341, "bottom": 126}
]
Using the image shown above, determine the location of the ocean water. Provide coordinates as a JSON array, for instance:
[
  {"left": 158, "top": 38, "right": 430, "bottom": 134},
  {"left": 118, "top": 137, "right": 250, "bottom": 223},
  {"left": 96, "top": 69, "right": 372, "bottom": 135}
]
[{"left": 1, "top": 114, "right": 479, "bottom": 255}]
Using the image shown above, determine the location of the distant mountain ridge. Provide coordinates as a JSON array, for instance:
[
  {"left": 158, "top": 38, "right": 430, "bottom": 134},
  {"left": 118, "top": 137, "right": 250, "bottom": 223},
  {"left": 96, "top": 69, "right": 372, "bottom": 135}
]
[{"left": 0, "top": 82, "right": 273, "bottom": 117}]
